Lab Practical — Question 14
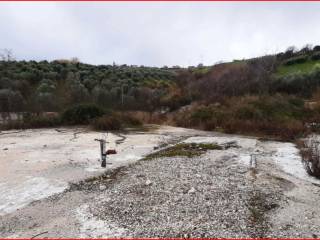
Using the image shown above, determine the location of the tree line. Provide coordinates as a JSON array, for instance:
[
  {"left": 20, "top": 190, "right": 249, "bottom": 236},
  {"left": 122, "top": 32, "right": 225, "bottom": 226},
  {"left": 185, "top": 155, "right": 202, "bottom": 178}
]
[{"left": 0, "top": 56, "right": 176, "bottom": 120}]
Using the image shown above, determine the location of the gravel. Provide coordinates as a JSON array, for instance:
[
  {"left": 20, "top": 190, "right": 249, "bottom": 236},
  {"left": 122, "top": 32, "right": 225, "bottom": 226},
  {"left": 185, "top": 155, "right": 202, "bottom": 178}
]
[
  {"left": 85, "top": 151, "right": 283, "bottom": 238},
  {"left": 2, "top": 127, "right": 320, "bottom": 238}
]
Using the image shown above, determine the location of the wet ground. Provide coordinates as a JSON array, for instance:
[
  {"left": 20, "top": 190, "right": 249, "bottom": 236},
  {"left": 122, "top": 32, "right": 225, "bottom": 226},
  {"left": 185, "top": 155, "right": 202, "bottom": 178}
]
[{"left": 0, "top": 125, "right": 320, "bottom": 238}]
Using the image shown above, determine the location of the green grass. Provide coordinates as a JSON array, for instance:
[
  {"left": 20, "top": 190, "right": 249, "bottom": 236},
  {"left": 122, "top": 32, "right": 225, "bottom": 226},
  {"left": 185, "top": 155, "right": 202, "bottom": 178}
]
[
  {"left": 192, "top": 66, "right": 212, "bottom": 75},
  {"left": 145, "top": 143, "right": 222, "bottom": 159},
  {"left": 275, "top": 60, "right": 320, "bottom": 78}
]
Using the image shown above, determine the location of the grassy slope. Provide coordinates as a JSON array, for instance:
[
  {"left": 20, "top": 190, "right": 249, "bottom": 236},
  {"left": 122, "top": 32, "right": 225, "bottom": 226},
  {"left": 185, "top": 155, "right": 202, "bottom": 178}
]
[{"left": 275, "top": 60, "right": 320, "bottom": 78}]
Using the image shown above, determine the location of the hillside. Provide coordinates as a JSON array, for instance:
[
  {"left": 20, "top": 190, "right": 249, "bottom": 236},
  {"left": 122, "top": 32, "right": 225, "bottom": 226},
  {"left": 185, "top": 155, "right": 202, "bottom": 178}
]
[
  {"left": 0, "top": 60, "right": 176, "bottom": 113},
  {"left": 2, "top": 45, "right": 320, "bottom": 140},
  {"left": 275, "top": 59, "right": 320, "bottom": 78}
]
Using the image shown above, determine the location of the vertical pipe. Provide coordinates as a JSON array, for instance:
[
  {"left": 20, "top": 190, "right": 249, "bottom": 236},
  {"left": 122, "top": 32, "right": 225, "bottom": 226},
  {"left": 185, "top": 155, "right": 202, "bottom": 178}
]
[{"left": 101, "top": 140, "right": 106, "bottom": 168}]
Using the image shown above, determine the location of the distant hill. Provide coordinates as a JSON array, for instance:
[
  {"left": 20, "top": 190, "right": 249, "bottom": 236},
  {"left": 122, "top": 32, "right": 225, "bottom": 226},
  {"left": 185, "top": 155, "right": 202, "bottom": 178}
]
[
  {"left": 0, "top": 60, "right": 176, "bottom": 113},
  {"left": 2, "top": 44, "right": 320, "bottom": 115}
]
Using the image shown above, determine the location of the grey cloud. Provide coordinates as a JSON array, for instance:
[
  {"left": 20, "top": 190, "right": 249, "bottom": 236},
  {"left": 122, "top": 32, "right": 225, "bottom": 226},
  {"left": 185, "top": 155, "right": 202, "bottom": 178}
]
[{"left": 0, "top": 2, "right": 320, "bottom": 66}]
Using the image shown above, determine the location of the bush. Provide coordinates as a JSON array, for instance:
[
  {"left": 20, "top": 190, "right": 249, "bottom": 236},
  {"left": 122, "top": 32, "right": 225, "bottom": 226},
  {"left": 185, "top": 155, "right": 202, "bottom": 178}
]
[
  {"left": 62, "top": 104, "right": 105, "bottom": 124},
  {"left": 171, "top": 95, "right": 309, "bottom": 140},
  {"left": 223, "top": 118, "right": 305, "bottom": 140},
  {"left": 90, "top": 112, "right": 142, "bottom": 131},
  {"left": 0, "top": 115, "right": 61, "bottom": 130},
  {"left": 191, "top": 107, "right": 213, "bottom": 121},
  {"left": 283, "top": 55, "right": 308, "bottom": 65},
  {"left": 187, "top": 105, "right": 228, "bottom": 130},
  {"left": 235, "top": 105, "right": 263, "bottom": 120},
  {"left": 274, "top": 69, "right": 320, "bottom": 98},
  {"left": 161, "top": 94, "right": 191, "bottom": 111},
  {"left": 288, "top": 97, "right": 304, "bottom": 108},
  {"left": 91, "top": 115, "right": 122, "bottom": 131},
  {"left": 311, "top": 52, "right": 320, "bottom": 61},
  {"left": 119, "top": 113, "right": 142, "bottom": 126}
]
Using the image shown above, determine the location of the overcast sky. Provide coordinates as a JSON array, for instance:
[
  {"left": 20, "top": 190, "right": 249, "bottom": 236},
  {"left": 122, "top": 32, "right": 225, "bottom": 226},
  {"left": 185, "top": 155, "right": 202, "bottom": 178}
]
[{"left": 0, "top": 2, "right": 320, "bottom": 67}]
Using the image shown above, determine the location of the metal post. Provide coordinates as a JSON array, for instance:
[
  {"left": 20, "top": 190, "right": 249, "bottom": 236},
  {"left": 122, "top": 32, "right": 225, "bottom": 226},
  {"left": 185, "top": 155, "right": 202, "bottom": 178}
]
[
  {"left": 95, "top": 139, "right": 107, "bottom": 168},
  {"left": 101, "top": 141, "right": 106, "bottom": 168}
]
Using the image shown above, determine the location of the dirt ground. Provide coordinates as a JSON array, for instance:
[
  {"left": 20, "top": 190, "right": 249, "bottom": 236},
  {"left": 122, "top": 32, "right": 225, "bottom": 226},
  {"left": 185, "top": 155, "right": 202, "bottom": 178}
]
[{"left": 0, "top": 125, "right": 320, "bottom": 238}]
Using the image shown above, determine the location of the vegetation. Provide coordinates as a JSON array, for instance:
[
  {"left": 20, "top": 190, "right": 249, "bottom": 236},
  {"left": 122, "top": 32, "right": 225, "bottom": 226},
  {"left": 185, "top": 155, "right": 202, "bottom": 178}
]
[
  {"left": 90, "top": 112, "right": 142, "bottom": 131},
  {"left": 61, "top": 104, "right": 105, "bottom": 125},
  {"left": 3, "top": 45, "right": 320, "bottom": 141},
  {"left": 298, "top": 139, "right": 320, "bottom": 178},
  {"left": 4, "top": 45, "right": 320, "bottom": 178},
  {"left": 0, "top": 114, "right": 61, "bottom": 130},
  {"left": 275, "top": 60, "right": 320, "bottom": 78},
  {"left": 145, "top": 143, "right": 222, "bottom": 159},
  {"left": 172, "top": 95, "right": 314, "bottom": 140},
  {"left": 0, "top": 58, "right": 176, "bottom": 116}
]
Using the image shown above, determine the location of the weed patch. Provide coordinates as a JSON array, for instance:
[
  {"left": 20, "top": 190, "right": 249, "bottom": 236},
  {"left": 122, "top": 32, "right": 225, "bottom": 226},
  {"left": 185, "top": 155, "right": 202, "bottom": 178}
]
[
  {"left": 247, "top": 191, "right": 274, "bottom": 238},
  {"left": 145, "top": 143, "right": 222, "bottom": 159}
]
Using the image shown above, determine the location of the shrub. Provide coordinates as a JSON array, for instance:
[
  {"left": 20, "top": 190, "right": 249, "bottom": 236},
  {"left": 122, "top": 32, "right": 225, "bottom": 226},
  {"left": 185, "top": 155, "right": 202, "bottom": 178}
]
[
  {"left": 90, "top": 112, "right": 142, "bottom": 131},
  {"left": 161, "top": 95, "right": 191, "bottom": 111},
  {"left": 253, "top": 96, "right": 305, "bottom": 121},
  {"left": 118, "top": 112, "right": 142, "bottom": 126},
  {"left": 171, "top": 95, "right": 309, "bottom": 140},
  {"left": 235, "top": 105, "right": 263, "bottom": 120},
  {"left": 62, "top": 104, "right": 105, "bottom": 124},
  {"left": 188, "top": 105, "right": 228, "bottom": 130},
  {"left": 288, "top": 97, "right": 304, "bottom": 108},
  {"left": 275, "top": 70, "right": 320, "bottom": 98},
  {"left": 91, "top": 115, "right": 122, "bottom": 131},
  {"left": 223, "top": 118, "right": 305, "bottom": 140},
  {"left": 0, "top": 115, "right": 61, "bottom": 130},
  {"left": 283, "top": 55, "right": 308, "bottom": 65},
  {"left": 313, "top": 45, "right": 320, "bottom": 52},
  {"left": 191, "top": 107, "right": 213, "bottom": 121},
  {"left": 311, "top": 52, "right": 320, "bottom": 61}
]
